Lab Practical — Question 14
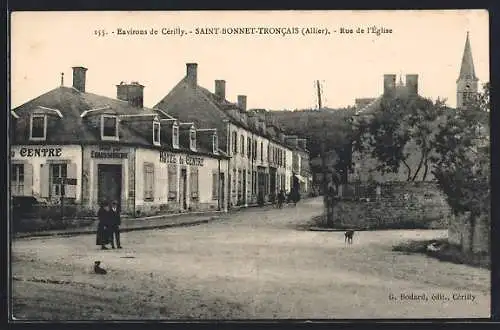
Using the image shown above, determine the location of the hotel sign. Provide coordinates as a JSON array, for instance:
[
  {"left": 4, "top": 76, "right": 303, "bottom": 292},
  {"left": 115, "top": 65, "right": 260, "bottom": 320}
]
[
  {"left": 160, "top": 152, "right": 204, "bottom": 167},
  {"left": 14, "top": 147, "right": 63, "bottom": 157}
]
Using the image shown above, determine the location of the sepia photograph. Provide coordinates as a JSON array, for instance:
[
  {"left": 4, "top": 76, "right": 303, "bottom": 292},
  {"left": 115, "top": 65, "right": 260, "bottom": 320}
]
[{"left": 9, "top": 10, "right": 490, "bottom": 320}]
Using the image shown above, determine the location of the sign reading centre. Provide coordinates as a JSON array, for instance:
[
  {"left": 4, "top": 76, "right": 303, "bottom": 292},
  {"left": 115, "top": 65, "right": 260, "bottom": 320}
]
[{"left": 160, "top": 152, "right": 204, "bottom": 167}]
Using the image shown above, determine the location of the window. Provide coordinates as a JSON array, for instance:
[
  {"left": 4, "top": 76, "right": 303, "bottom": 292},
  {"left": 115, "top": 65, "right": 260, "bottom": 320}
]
[
  {"left": 260, "top": 142, "right": 263, "bottom": 162},
  {"left": 237, "top": 169, "right": 242, "bottom": 202},
  {"left": 153, "top": 121, "right": 161, "bottom": 146},
  {"left": 213, "top": 134, "right": 219, "bottom": 154},
  {"left": 143, "top": 163, "right": 154, "bottom": 201},
  {"left": 212, "top": 172, "right": 219, "bottom": 200},
  {"left": 168, "top": 164, "right": 177, "bottom": 200},
  {"left": 247, "top": 137, "right": 251, "bottom": 157},
  {"left": 232, "top": 168, "right": 237, "bottom": 194},
  {"left": 101, "top": 115, "right": 119, "bottom": 140},
  {"left": 50, "top": 163, "right": 67, "bottom": 197},
  {"left": 172, "top": 125, "right": 179, "bottom": 148},
  {"left": 30, "top": 114, "right": 46, "bottom": 140},
  {"left": 232, "top": 131, "right": 238, "bottom": 154},
  {"left": 253, "top": 140, "right": 257, "bottom": 160},
  {"left": 240, "top": 135, "right": 245, "bottom": 156},
  {"left": 11, "top": 164, "right": 24, "bottom": 196},
  {"left": 190, "top": 129, "right": 197, "bottom": 151},
  {"left": 190, "top": 167, "right": 199, "bottom": 199}
]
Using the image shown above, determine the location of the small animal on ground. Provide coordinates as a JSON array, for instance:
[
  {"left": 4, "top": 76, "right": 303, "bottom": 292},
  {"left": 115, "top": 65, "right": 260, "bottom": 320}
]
[
  {"left": 344, "top": 230, "right": 355, "bottom": 245},
  {"left": 94, "top": 261, "right": 107, "bottom": 275}
]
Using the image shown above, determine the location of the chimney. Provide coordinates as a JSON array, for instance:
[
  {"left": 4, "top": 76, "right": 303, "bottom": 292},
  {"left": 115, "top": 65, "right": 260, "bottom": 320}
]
[
  {"left": 72, "top": 66, "right": 88, "bottom": 92},
  {"left": 405, "top": 74, "right": 418, "bottom": 95},
  {"left": 116, "top": 82, "right": 144, "bottom": 108},
  {"left": 215, "top": 80, "right": 226, "bottom": 100},
  {"left": 186, "top": 63, "right": 198, "bottom": 87},
  {"left": 383, "top": 74, "right": 396, "bottom": 96},
  {"left": 237, "top": 95, "right": 247, "bottom": 111}
]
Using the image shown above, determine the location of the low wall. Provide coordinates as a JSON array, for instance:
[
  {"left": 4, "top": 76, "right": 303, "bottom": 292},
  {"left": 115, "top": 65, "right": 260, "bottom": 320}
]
[{"left": 331, "top": 182, "right": 452, "bottom": 229}]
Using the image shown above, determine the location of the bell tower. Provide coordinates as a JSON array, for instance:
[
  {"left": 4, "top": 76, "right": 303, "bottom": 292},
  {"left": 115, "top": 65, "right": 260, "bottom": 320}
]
[{"left": 456, "top": 32, "right": 479, "bottom": 109}]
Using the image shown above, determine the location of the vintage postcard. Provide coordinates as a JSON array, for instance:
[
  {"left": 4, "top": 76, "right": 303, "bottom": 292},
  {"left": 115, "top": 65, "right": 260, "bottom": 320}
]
[{"left": 9, "top": 10, "right": 490, "bottom": 320}]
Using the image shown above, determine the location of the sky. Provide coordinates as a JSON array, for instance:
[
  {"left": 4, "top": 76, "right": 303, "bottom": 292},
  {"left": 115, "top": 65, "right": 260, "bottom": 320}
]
[{"left": 11, "top": 10, "right": 489, "bottom": 110}]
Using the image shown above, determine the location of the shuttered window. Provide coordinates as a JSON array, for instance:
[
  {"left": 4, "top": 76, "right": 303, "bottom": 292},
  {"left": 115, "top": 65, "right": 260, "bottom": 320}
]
[
  {"left": 212, "top": 172, "right": 218, "bottom": 200},
  {"left": 168, "top": 164, "right": 177, "bottom": 200},
  {"left": 190, "top": 167, "right": 199, "bottom": 199},
  {"left": 144, "top": 162, "right": 154, "bottom": 201},
  {"left": 172, "top": 125, "right": 179, "bottom": 149},
  {"left": 240, "top": 135, "right": 245, "bottom": 156}
]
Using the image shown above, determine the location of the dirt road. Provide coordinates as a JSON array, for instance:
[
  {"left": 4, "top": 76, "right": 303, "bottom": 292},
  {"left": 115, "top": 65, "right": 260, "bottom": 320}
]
[{"left": 11, "top": 198, "right": 490, "bottom": 320}]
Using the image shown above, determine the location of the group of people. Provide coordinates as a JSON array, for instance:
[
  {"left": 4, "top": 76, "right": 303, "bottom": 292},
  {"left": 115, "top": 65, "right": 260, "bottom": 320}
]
[
  {"left": 96, "top": 200, "right": 122, "bottom": 250},
  {"left": 276, "top": 188, "right": 301, "bottom": 208}
]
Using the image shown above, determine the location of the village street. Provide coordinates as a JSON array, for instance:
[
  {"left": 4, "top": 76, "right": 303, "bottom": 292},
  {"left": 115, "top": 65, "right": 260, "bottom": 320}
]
[{"left": 12, "top": 197, "right": 490, "bottom": 320}]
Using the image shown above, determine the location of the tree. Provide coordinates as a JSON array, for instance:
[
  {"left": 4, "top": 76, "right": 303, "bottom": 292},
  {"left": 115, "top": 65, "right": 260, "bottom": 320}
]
[
  {"left": 352, "top": 95, "right": 446, "bottom": 181},
  {"left": 430, "top": 83, "right": 490, "bottom": 252}
]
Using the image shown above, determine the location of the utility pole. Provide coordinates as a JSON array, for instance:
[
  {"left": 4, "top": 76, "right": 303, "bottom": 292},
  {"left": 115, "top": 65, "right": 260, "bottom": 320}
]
[{"left": 317, "top": 80, "right": 334, "bottom": 227}]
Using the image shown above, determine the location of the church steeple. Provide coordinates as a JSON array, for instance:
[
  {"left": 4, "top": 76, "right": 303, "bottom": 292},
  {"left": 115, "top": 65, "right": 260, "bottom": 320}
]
[
  {"left": 458, "top": 31, "right": 478, "bottom": 82},
  {"left": 457, "top": 32, "right": 479, "bottom": 109}
]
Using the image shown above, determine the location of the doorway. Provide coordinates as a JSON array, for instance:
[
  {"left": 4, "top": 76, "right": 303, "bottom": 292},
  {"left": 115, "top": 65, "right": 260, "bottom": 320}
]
[
  {"left": 97, "top": 164, "right": 122, "bottom": 207},
  {"left": 180, "top": 168, "right": 187, "bottom": 210}
]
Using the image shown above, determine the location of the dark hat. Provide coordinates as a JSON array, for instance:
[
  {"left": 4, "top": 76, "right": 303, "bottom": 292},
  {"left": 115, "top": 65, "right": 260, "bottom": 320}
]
[
  {"left": 100, "top": 200, "right": 109, "bottom": 207},
  {"left": 111, "top": 200, "right": 118, "bottom": 205}
]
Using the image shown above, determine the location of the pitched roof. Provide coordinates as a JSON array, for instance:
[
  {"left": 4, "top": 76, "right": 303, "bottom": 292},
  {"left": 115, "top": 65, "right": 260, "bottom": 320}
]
[
  {"left": 154, "top": 77, "right": 290, "bottom": 148},
  {"left": 11, "top": 86, "right": 226, "bottom": 158},
  {"left": 458, "top": 32, "right": 478, "bottom": 81}
]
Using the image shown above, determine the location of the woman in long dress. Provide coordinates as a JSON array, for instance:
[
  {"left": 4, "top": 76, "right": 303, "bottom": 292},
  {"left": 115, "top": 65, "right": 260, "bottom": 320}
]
[{"left": 96, "top": 201, "right": 111, "bottom": 250}]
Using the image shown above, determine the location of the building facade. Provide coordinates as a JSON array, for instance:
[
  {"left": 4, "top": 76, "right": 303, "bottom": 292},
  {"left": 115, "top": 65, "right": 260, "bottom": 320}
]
[
  {"left": 10, "top": 66, "right": 229, "bottom": 217},
  {"left": 154, "top": 63, "right": 304, "bottom": 207}
]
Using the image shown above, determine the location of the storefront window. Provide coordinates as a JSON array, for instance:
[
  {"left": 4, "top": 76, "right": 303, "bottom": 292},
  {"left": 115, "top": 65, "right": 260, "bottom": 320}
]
[
  {"left": 50, "top": 163, "right": 67, "bottom": 197},
  {"left": 11, "top": 164, "right": 24, "bottom": 196},
  {"left": 212, "top": 134, "right": 218, "bottom": 154}
]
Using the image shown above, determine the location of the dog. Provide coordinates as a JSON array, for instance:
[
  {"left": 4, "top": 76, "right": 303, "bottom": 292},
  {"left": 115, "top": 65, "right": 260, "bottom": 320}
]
[
  {"left": 94, "top": 261, "right": 107, "bottom": 275},
  {"left": 344, "top": 230, "right": 355, "bottom": 245}
]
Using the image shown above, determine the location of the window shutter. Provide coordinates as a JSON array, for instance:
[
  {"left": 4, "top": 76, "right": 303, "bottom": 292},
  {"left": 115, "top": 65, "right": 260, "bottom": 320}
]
[
  {"left": 212, "top": 172, "right": 218, "bottom": 199},
  {"left": 39, "top": 164, "right": 50, "bottom": 198},
  {"left": 23, "top": 163, "right": 33, "bottom": 196},
  {"left": 190, "top": 167, "right": 199, "bottom": 199},
  {"left": 64, "top": 162, "right": 77, "bottom": 198}
]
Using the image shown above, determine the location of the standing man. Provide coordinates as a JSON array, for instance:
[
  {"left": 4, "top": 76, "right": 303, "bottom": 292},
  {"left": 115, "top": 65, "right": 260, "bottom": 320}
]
[{"left": 110, "top": 200, "right": 122, "bottom": 249}]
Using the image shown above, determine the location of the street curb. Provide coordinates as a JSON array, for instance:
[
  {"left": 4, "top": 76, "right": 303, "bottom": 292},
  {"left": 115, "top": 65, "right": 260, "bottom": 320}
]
[{"left": 14, "top": 216, "right": 225, "bottom": 239}]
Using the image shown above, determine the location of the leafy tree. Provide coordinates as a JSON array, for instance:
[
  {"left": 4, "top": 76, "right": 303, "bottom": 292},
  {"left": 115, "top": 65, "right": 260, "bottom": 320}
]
[
  {"left": 352, "top": 95, "right": 446, "bottom": 181},
  {"left": 430, "top": 83, "right": 490, "bottom": 252}
]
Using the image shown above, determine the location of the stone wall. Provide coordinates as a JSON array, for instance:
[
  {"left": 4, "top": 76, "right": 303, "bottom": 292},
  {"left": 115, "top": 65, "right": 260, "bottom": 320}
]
[{"left": 332, "top": 182, "right": 452, "bottom": 229}]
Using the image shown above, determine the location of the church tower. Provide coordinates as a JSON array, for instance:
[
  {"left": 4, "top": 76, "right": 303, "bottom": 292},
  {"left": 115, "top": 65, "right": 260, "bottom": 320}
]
[{"left": 456, "top": 32, "right": 479, "bottom": 109}]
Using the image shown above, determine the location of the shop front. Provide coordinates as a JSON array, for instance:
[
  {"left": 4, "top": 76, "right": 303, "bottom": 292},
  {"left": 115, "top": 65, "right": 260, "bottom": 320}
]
[
  {"left": 10, "top": 144, "right": 83, "bottom": 202},
  {"left": 82, "top": 145, "right": 134, "bottom": 214}
]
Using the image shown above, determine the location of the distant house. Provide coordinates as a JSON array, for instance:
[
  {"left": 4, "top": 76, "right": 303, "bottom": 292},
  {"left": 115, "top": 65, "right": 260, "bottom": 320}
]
[{"left": 10, "top": 66, "right": 229, "bottom": 217}]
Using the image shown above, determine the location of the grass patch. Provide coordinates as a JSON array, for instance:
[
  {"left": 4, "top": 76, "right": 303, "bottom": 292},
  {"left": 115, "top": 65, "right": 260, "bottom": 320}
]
[{"left": 393, "top": 239, "right": 490, "bottom": 270}]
